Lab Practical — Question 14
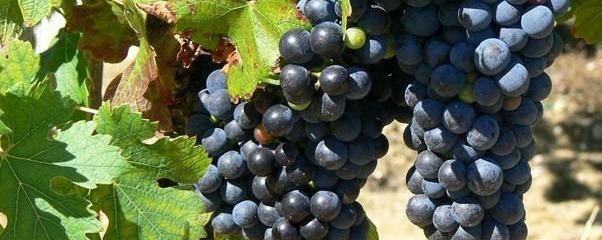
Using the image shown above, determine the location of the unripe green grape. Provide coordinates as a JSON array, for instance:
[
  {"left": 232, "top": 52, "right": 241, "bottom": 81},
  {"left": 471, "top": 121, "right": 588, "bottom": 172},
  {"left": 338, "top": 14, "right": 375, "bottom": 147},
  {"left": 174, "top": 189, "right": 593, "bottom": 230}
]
[
  {"left": 288, "top": 101, "right": 311, "bottom": 111},
  {"left": 345, "top": 27, "right": 366, "bottom": 49}
]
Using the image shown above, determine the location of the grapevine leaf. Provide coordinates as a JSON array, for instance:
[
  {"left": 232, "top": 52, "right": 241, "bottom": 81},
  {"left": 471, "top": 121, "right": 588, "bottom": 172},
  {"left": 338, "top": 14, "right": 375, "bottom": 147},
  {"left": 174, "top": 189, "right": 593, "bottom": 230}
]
[
  {"left": 17, "top": 0, "right": 52, "bottom": 27},
  {"left": 89, "top": 180, "right": 210, "bottom": 240},
  {"left": 0, "top": 85, "right": 107, "bottom": 239},
  {"left": 573, "top": 0, "right": 602, "bottom": 44},
  {"left": 66, "top": 0, "right": 138, "bottom": 63},
  {"left": 367, "top": 218, "right": 379, "bottom": 240},
  {"left": 38, "top": 30, "right": 90, "bottom": 105},
  {"left": 106, "top": 0, "right": 175, "bottom": 131},
  {"left": 0, "top": 40, "right": 39, "bottom": 95},
  {"left": 0, "top": 0, "right": 23, "bottom": 51},
  {"left": 95, "top": 104, "right": 210, "bottom": 184},
  {"left": 172, "top": 0, "right": 310, "bottom": 98},
  {"left": 89, "top": 104, "right": 211, "bottom": 239}
]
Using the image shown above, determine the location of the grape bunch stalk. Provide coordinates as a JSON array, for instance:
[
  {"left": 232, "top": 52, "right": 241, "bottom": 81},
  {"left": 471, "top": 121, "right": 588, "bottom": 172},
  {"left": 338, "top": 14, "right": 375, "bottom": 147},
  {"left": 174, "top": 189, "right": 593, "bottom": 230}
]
[
  {"left": 187, "top": 0, "right": 412, "bottom": 238},
  {"left": 400, "top": 0, "right": 566, "bottom": 239}
]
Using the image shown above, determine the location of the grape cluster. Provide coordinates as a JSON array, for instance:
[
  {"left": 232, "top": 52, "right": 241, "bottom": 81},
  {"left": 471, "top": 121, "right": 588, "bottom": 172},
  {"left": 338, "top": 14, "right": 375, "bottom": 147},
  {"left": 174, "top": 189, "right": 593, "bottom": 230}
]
[
  {"left": 187, "top": 0, "right": 413, "bottom": 235},
  {"left": 399, "top": 0, "right": 566, "bottom": 239}
]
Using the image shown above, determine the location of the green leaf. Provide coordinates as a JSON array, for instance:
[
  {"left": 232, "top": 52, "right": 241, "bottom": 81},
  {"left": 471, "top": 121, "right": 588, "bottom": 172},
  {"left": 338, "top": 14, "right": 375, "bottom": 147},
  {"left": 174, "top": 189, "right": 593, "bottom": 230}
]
[
  {"left": 0, "top": 0, "right": 23, "bottom": 49},
  {"left": 367, "top": 218, "right": 379, "bottom": 240},
  {"left": 173, "top": 0, "right": 309, "bottom": 98},
  {"left": 66, "top": 0, "right": 138, "bottom": 63},
  {"left": 39, "top": 30, "right": 90, "bottom": 105},
  {"left": 573, "top": 0, "right": 602, "bottom": 44},
  {"left": 17, "top": 0, "right": 52, "bottom": 26},
  {"left": 0, "top": 40, "right": 39, "bottom": 95},
  {"left": 95, "top": 104, "right": 210, "bottom": 184},
  {"left": 0, "top": 85, "right": 105, "bottom": 239},
  {"left": 89, "top": 104, "right": 212, "bottom": 239}
]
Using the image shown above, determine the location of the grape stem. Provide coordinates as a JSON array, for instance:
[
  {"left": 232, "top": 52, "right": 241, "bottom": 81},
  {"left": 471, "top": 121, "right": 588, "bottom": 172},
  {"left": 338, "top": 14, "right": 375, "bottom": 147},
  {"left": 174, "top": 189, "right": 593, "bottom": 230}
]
[
  {"left": 77, "top": 106, "right": 99, "bottom": 115},
  {"left": 310, "top": 71, "right": 321, "bottom": 78}
]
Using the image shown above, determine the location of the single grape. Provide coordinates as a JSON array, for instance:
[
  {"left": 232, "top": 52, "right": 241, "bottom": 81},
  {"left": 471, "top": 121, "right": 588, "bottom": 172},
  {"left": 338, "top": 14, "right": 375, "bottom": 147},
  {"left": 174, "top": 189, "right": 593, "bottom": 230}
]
[
  {"left": 220, "top": 179, "right": 249, "bottom": 205},
  {"left": 281, "top": 190, "right": 311, "bottom": 223},
  {"left": 345, "top": 27, "right": 367, "bottom": 49},
  {"left": 217, "top": 151, "right": 246, "bottom": 179},
  {"left": 402, "top": 5, "right": 441, "bottom": 37},
  {"left": 258, "top": 202, "right": 281, "bottom": 226},
  {"left": 424, "top": 126, "right": 459, "bottom": 154},
  {"left": 494, "top": 0, "right": 522, "bottom": 26},
  {"left": 205, "top": 70, "right": 227, "bottom": 94},
  {"left": 310, "top": 191, "right": 341, "bottom": 222},
  {"left": 466, "top": 158, "right": 504, "bottom": 196},
  {"left": 346, "top": 67, "right": 373, "bottom": 100},
  {"left": 425, "top": 40, "right": 451, "bottom": 67},
  {"left": 433, "top": 205, "right": 459, "bottom": 232},
  {"left": 212, "top": 212, "right": 240, "bottom": 234},
  {"left": 319, "top": 65, "right": 349, "bottom": 96},
  {"left": 280, "top": 29, "right": 314, "bottom": 64},
  {"left": 443, "top": 101, "right": 476, "bottom": 134},
  {"left": 450, "top": 42, "right": 476, "bottom": 73},
  {"left": 504, "top": 159, "right": 531, "bottom": 185},
  {"left": 247, "top": 147, "right": 275, "bottom": 177},
  {"left": 300, "top": 218, "right": 329, "bottom": 239},
  {"left": 262, "top": 104, "right": 295, "bottom": 137},
  {"left": 395, "top": 34, "right": 424, "bottom": 66},
  {"left": 358, "top": 5, "right": 391, "bottom": 35},
  {"left": 204, "top": 89, "right": 233, "bottom": 119},
  {"left": 232, "top": 200, "right": 259, "bottom": 228},
  {"left": 458, "top": 0, "right": 493, "bottom": 31},
  {"left": 474, "top": 38, "right": 511, "bottom": 76},
  {"left": 202, "top": 128, "right": 228, "bottom": 157},
  {"left": 490, "top": 193, "right": 525, "bottom": 225},
  {"left": 310, "top": 22, "right": 345, "bottom": 59},
  {"left": 280, "top": 64, "right": 313, "bottom": 105},
  {"left": 495, "top": 56, "right": 530, "bottom": 97},
  {"left": 422, "top": 179, "right": 446, "bottom": 198},
  {"left": 499, "top": 26, "right": 529, "bottom": 52},
  {"left": 252, "top": 176, "right": 276, "bottom": 204},
  {"left": 304, "top": 0, "right": 337, "bottom": 25},
  {"left": 467, "top": 115, "right": 501, "bottom": 151},
  {"left": 272, "top": 217, "right": 300, "bottom": 240},
  {"left": 473, "top": 77, "right": 502, "bottom": 107},
  {"left": 439, "top": 159, "right": 467, "bottom": 191},
  {"left": 521, "top": 6, "right": 554, "bottom": 39},
  {"left": 438, "top": 2, "right": 461, "bottom": 27},
  {"left": 195, "top": 164, "right": 222, "bottom": 193},
  {"left": 413, "top": 99, "right": 444, "bottom": 129},
  {"left": 406, "top": 194, "right": 437, "bottom": 227},
  {"left": 452, "top": 197, "right": 485, "bottom": 227}
]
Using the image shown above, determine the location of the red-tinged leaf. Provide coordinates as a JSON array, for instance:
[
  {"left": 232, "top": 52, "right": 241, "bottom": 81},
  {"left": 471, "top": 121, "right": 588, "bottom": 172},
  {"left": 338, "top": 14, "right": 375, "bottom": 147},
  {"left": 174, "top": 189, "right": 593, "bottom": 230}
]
[{"left": 66, "top": 1, "right": 138, "bottom": 63}]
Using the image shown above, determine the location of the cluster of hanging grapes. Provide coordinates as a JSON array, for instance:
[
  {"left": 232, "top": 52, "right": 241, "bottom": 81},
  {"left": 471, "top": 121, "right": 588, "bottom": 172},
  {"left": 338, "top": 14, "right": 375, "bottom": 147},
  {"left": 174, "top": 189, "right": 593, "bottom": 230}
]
[{"left": 186, "top": 0, "right": 566, "bottom": 238}]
